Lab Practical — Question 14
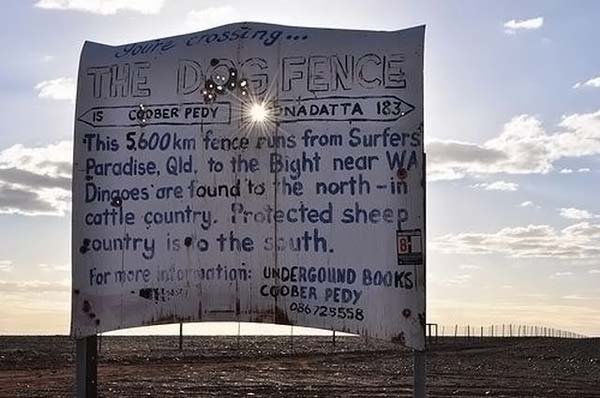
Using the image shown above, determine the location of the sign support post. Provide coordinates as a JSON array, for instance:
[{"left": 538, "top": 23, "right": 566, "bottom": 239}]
[
  {"left": 413, "top": 350, "right": 426, "bottom": 397},
  {"left": 76, "top": 335, "right": 97, "bottom": 398},
  {"left": 413, "top": 152, "right": 427, "bottom": 398}
]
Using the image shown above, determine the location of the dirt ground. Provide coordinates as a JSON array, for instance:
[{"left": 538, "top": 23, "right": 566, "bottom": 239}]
[{"left": 0, "top": 335, "right": 599, "bottom": 397}]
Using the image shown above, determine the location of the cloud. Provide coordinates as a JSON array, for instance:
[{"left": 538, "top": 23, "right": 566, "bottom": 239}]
[
  {"left": 39, "top": 263, "right": 69, "bottom": 272},
  {"left": 559, "top": 207, "right": 596, "bottom": 220},
  {"left": 520, "top": 201, "right": 534, "bottom": 207},
  {"left": 432, "top": 222, "right": 600, "bottom": 259},
  {"left": 578, "top": 168, "right": 591, "bottom": 173},
  {"left": 550, "top": 272, "right": 574, "bottom": 279},
  {"left": 0, "top": 168, "right": 71, "bottom": 191},
  {"left": 34, "top": 0, "right": 165, "bottom": 15},
  {"left": 459, "top": 264, "right": 481, "bottom": 270},
  {"left": 504, "top": 17, "right": 544, "bottom": 34},
  {"left": 0, "top": 141, "right": 72, "bottom": 178},
  {"left": 35, "top": 78, "right": 75, "bottom": 101},
  {"left": 0, "top": 260, "right": 12, "bottom": 272},
  {"left": 590, "top": 269, "right": 600, "bottom": 274},
  {"left": 0, "top": 186, "right": 69, "bottom": 216},
  {"left": 443, "top": 274, "right": 472, "bottom": 286},
  {"left": 185, "top": 6, "right": 240, "bottom": 31},
  {"left": 471, "top": 180, "right": 518, "bottom": 191},
  {"left": 0, "top": 141, "right": 72, "bottom": 216},
  {"left": 427, "top": 110, "right": 600, "bottom": 181},
  {"left": 0, "top": 279, "right": 70, "bottom": 293},
  {"left": 562, "top": 295, "right": 586, "bottom": 300},
  {"left": 573, "top": 76, "right": 600, "bottom": 89},
  {"left": 559, "top": 168, "right": 573, "bottom": 174}
]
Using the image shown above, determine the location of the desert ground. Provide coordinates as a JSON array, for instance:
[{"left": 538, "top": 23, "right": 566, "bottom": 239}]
[{"left": 0, "top": 335, "right": 599, "bottom": 397}]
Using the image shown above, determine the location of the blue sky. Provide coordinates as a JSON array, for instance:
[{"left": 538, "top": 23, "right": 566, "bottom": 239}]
[{"left": 1, "top": 0, "right": 599, "bottom": 336}]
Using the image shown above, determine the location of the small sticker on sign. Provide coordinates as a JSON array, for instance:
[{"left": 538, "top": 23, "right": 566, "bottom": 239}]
[{"left": 397, "top": 229, "right": 423, "bottom": 266}]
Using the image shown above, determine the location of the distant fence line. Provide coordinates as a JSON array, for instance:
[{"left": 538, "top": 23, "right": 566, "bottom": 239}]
[{"left": 426, "top": 323, "right": 587, "bottom": 342}]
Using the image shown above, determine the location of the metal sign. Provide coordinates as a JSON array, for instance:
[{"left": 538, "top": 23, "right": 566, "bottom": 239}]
[{"left": 71, "top": 22, "right": 425, "bottom": 350}]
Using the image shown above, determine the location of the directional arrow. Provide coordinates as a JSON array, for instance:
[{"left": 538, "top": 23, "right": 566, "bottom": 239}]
[
  {"left": 77, "top": 101, "right": 232, "bottom": 128},
  {"left": 264, "top": 95, "right": 416, "bottom": 123}
]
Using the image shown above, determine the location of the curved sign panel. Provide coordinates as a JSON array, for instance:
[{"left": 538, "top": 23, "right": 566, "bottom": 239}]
[{"left": 71, "top": 22, "right": 425, "bottom": 350}]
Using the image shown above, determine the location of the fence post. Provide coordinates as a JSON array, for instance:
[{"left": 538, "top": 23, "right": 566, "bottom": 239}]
[
  {"left": 179, "top": 322, "right": 183, "bottom": 351},
  {"left": 427, "top": 324, "right": 431, "bottom": 345}
]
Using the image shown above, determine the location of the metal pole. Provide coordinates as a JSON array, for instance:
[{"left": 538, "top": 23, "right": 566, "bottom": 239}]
[
  {"left": 414, "top": 350, "right": 426, "bottom": 398},
  {"left": 332, "top": 329, "right": 336, "bottom": 346},
  {"left": 427, "top": 324, "right": 431, "bottom": 345},
  {"left": 413, "top": 152, "right": 427, "bottom": 398},
  {"left": 179, "top": 322, "right": 183, "bottom": 351},
  {"left": 76, "top": 335, "right": 97, "bottom": 398}
]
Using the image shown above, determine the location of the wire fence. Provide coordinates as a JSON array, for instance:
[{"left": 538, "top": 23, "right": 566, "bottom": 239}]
[{"left": 425, "top": 323, "right": 587, "bottom": 343}]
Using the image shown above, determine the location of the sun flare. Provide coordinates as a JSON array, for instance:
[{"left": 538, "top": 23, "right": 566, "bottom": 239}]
[{"left": 249, "top": 102, "right": 269, "bottom": 123}]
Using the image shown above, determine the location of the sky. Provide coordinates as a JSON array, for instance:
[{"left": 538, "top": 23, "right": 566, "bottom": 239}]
[{"left": 1, "top": 0, "right": 599, "bottom": 336}]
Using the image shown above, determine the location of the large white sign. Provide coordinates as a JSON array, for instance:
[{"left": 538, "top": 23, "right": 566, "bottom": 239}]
[{"left": 71, "top": 22, "right": 425, "bottom": 349}]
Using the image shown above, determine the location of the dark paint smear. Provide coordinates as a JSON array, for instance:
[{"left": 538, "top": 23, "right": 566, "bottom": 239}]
[
  {"left": 139, "top": 288, "right": 153, "bottom": 300},
  {"left": 391, "top": 332, "right": 406, "bottom": 345},
  {"left": 273, "top": 306, "right": 290, "bottom": 325}
]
